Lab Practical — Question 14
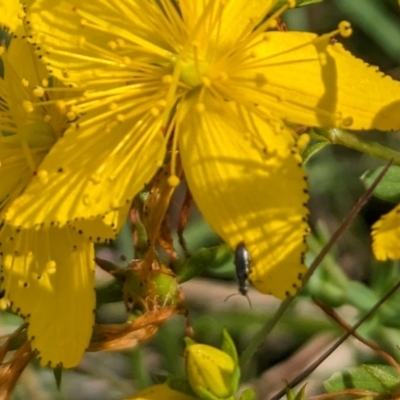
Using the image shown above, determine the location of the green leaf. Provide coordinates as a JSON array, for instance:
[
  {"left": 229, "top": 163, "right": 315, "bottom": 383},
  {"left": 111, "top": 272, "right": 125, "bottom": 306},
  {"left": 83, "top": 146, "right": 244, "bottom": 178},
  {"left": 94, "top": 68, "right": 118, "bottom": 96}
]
[
  {"left": 221, "top": 329, "right": 238, "bottom": 365},
  {"left": 53, "top": 366, "right": 63, "bottom": 391},
  {"left": 175, "top": 245, "right": 232, "bottom": 283},
  {"left": 363, "top": 365, "right": 400, "bottom": 389},
  {"left": 286, "top": 384, "right": 307, "bottom": 400},
  {"left": 302, "top": 141, "right": 330, "bottom": 164},
  {"left": 324, "top": 365, "right": 400, "bottom": 393},
  {"left": 221, "top": 329, "right": 240, "bottom": 394},
  {"left": 361, "top": 166, "right": 400, "bottom": 203}
]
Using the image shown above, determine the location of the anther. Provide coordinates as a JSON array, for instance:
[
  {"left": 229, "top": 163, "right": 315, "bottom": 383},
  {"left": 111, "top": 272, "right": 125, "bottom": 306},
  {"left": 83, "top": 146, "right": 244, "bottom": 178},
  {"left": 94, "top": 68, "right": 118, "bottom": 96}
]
[
  {"left": 67, "top": 111, "right": 77, "bottom": 121},
  {"left": 90, "top": 172, "right": 101, "bottom": 184},
  {"left": 108, "top": 41, "right": 117, "bottom": 50},
  {"left": 342, "top": 116, "right": 354, "bottom": 127},
  {"left": 338, "top": 21, "right": 352, "bottom": 38},
  {"left": 33, "top": 86, "right": 45, "bottom": 97},
  {"left": 22, "top": 100, "right": 34, "bottom": 113},
  {"left": 168, "top": 175, "right": 180, "bottom": 188}
]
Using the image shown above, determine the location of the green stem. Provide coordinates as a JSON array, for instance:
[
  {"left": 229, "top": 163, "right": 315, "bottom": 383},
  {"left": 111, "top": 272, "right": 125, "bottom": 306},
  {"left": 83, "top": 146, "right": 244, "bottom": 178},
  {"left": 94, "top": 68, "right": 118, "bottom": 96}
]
[
  {"left": 314, "top": 128, "right": 400, "bottom": 165},
  {"left": 239, "top": 296, "right": 292, "bottom": 370},
  {"left": 131, "top": 346, "right": 151, "bottom": 390}
]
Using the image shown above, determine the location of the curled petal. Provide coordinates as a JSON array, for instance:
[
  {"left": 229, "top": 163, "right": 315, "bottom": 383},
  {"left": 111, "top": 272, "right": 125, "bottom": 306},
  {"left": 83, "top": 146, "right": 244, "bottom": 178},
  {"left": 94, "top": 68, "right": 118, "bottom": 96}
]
[
  {"left": 0, "top": 225, "right": 95, "bottom": 368},
  {"left": 178, "top": 94, "right": 309, "bottom": 298}
]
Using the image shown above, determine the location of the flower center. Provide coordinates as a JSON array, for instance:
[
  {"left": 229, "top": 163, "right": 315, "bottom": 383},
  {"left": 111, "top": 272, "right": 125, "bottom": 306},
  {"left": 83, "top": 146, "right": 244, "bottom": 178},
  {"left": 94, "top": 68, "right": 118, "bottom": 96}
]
[{"left": 177, "top": 54, "right": 210, "bottom": 89}]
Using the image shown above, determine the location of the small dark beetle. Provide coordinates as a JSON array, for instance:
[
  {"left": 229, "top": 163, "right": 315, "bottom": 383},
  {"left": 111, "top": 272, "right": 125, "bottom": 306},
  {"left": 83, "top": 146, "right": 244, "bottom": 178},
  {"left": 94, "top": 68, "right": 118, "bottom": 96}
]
[{"left": 234, "top": 241, "right": 250, "bottom": 296}]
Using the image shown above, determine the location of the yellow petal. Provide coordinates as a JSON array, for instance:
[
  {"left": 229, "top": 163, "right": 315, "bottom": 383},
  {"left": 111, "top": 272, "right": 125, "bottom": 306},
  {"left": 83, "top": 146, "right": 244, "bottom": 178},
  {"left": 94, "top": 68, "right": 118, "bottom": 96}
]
[
  {"left": 0, "top": 225, "right": 95, "bottom": 368},
  {"left": 178, "top": 94, "right": 308, "bottom": 299},
  {"left": 232, "top": 31, "right": 400, "bottom": 130},
  {"left": 0, "top": 0, "right": 24, "bottom": 32},
  {"left": 125, "top": 384, "right": 197, "bottom": 400},
  {"left": 5, "top": 118, "right": 165, "bottom": 238},
  {"left": 180, "top": 0, "right": 274, "bottom": 54},
  {"left": 70, "top": 203, "right": 131, "bottom": 243},
  {"left": 371, "top": 205, "right": 400, "bottom": 260},
  {"left": 28, "top": 0, "right": 173, "bottom": 84}
]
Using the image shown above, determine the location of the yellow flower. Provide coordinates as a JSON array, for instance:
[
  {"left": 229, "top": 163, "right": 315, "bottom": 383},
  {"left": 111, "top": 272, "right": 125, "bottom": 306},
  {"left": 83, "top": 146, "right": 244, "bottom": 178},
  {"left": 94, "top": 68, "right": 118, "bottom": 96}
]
[
  {"left": 7, "top": 0, "right": 400, "bottom": 299},
  {"left": 371, "top": 205, "right": 400, "bottom": 261},
  {"left": 0, "top": 1, "right": 99, "bottom": 368},
  {"left": 124, "top": 384, "right": 198, "bottom": 400}
]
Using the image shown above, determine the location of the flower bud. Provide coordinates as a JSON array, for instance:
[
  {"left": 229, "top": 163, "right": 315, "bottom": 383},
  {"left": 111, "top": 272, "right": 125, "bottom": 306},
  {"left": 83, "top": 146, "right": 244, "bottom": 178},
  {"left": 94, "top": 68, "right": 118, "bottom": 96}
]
[{"left": 185, "top": 342, "right": 236, "bottom": 400}]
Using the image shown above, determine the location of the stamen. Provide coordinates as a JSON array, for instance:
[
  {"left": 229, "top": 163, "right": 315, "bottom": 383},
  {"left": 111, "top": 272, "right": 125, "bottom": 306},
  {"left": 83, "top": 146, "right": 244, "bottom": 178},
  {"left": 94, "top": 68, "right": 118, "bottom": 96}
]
[{"left": 72, "top": 6, "right": 173, "bottom": 59}]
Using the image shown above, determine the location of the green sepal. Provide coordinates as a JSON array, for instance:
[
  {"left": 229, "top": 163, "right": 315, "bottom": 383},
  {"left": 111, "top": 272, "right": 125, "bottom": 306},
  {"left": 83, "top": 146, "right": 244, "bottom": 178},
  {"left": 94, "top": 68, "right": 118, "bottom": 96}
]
[
  {"left": 302, "top": 141, "right": 330, "bottom": 164},
  {"left": 221, "top": 329, "right": 238, "bottom": 365},
  {"left": 361, "top": 166, "right": 400, "bottom": 203},
  {"left": 239, "top": 388, "right": 256, "bottom": 400},
  {"left": 221, "top": 329, "right": 240, "bottom": 394}
]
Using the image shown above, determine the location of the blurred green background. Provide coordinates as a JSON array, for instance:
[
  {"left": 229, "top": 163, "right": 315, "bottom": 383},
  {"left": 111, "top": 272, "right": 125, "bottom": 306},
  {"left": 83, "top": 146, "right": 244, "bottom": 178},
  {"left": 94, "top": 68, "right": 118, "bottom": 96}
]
[{"left": 3, "top": 1, "right": 400, "bottom": 399}]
